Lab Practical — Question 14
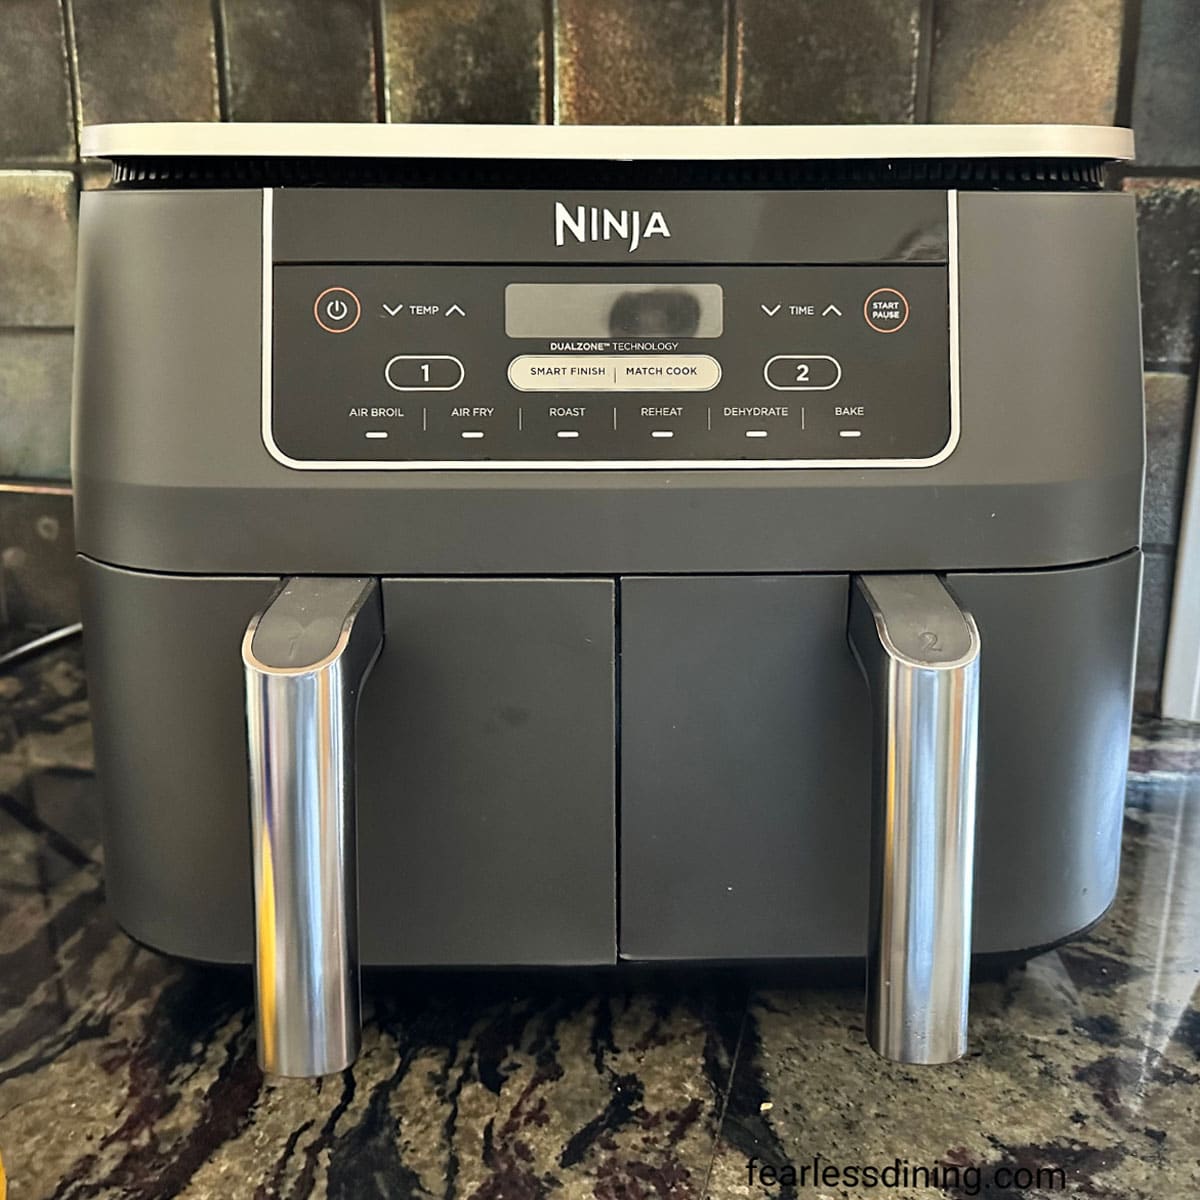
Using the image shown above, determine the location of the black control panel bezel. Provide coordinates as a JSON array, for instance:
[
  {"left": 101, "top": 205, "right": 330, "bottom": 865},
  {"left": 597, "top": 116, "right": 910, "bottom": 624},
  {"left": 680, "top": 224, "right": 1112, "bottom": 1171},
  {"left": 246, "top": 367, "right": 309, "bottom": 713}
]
[{"left": 263, "top": 188, "right": 960, "bottom": 471}]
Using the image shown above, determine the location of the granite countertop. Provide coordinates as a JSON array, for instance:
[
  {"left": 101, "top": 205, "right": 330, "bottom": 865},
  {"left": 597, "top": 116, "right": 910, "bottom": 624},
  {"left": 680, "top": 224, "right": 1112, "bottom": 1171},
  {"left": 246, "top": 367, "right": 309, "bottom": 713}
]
[{"left": 0, "top": 641, "right": 1198, "bottom": 1199}]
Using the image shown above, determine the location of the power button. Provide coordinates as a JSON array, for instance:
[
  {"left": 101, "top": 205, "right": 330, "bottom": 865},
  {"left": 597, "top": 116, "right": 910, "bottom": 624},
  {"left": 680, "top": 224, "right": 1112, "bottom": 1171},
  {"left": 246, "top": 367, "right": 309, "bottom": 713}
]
[{"left": 313, "top": 286, "right": 361, "bottom": 334}]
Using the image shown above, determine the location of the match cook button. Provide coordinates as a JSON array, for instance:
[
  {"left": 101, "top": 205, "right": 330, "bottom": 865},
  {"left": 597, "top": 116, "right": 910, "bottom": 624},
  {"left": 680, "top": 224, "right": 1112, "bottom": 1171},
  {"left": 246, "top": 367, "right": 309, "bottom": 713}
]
[
  {"left": 508, "top": 355, "right": 721, "bottom": 392},
  {"left": 863, "top": 287, "right": 909, "bottom": 333}
]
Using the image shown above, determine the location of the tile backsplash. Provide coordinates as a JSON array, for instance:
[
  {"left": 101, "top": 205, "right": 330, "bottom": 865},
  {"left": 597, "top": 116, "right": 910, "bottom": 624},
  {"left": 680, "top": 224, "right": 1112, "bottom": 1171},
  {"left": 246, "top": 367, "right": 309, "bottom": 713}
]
[
  {"left": 0, "top": 0, "right": 1196, "bottom": 711},
  {"left": 556, "top": 0, "right": 726, "bottom": 124},
  {"left": 928, "top": 0, "right": 1125, "bottom": 124},
  {"left": 70, "top": 0, "right": 222, "bottom": 126},
  {"left": 386, "top": 0, "right": 546, "bottom": 123},
  {"left": 222, "top": 0, "right": 381, "bottom": 123},
  {"left": 734, "top": 0, "right": 922, "bottom": 125}
]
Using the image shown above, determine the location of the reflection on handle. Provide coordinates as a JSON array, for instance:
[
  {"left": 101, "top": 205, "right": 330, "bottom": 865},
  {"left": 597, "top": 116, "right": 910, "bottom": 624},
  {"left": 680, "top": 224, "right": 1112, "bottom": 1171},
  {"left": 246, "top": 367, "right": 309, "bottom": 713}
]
[
  {"left": 848, "top": 574, "right": 981, "bottom": 1064},
  {"left": 243, "top": 577, "right": 383, "bottom": 1077}
]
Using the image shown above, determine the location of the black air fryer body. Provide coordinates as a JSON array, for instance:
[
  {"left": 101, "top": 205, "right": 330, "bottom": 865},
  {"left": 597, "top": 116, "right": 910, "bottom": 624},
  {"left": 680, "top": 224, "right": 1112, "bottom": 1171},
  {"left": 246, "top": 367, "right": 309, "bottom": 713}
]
[{"left": 72, "top": 124, "right": 1143, "bottom": 1070}]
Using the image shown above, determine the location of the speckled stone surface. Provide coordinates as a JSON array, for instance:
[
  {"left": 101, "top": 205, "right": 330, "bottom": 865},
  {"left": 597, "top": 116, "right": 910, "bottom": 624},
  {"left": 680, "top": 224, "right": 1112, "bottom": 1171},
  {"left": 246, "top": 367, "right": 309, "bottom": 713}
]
[{"left": 0, "top": 641, "right": 1198, "bottom": 1198}]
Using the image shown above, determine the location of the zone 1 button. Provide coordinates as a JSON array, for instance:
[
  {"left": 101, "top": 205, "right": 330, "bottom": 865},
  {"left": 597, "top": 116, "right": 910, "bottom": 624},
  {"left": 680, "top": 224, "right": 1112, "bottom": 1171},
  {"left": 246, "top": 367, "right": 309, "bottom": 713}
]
[
  {"left": 863, "top": 287, "right": 909, "bottom": 333},
  {"left": 385, "top": 355, "right": 465, "bottom": 391},
  {"left": 313, "top": 286, "right": 361, "bottom": 333}
]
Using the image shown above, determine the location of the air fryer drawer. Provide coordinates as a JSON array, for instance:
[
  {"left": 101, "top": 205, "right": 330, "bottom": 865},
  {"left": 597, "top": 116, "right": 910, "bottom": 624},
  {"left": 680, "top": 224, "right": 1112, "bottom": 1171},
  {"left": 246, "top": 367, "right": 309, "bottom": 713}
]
[
  {"left": 80, "top": 554, "right": 1137, "bottom": 971},
  {"left": 361, "top": 579, "right": 616, "bottom": 966},
  {"left": 619, "top": 553, "right": 1140, "bottom": 961},
  {"left": 79, "top": 562, "right": 617, "bottom": 966}
]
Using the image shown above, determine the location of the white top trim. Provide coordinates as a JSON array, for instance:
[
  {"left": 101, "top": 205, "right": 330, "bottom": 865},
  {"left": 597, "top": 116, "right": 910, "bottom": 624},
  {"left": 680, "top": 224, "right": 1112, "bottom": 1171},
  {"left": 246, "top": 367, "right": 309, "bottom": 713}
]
[{"left": 82, "top": 122, "right": 1134, "bottom": 162}]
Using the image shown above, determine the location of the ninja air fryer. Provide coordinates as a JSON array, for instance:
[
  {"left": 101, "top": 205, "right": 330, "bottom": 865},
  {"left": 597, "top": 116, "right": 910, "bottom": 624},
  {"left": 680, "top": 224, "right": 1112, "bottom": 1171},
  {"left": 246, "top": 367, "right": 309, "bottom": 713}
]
[{"left": 72, "top": 124, "right": 1143, "bottom": 1076}]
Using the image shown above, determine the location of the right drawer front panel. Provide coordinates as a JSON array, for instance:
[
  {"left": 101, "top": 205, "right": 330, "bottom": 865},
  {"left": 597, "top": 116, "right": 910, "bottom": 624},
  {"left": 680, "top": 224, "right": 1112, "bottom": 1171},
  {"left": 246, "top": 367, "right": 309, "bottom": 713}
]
[
  {"left": 619, "top": 574, "right": 870, "bottom": 960},
  {"left": 619, "top": 556, "right": 1140, "bottom": 962}
]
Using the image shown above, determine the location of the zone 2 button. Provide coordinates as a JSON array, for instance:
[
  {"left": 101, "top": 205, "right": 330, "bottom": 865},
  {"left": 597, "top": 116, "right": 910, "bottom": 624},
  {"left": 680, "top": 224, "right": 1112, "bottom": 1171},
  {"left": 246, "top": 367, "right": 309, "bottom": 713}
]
[{"left": 764, "top": 354, "right": 841, "bottom": 391}]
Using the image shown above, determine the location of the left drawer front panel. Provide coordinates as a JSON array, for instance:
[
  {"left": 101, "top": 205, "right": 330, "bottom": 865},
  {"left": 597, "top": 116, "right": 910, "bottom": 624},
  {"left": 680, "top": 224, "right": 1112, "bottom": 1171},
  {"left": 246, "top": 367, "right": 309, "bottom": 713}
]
[
  {"left": 80, "top": 561, "right": 617, "bottom": 967},
  {"left": 363, "top": 578, "right": 616, "bottom": 965}
]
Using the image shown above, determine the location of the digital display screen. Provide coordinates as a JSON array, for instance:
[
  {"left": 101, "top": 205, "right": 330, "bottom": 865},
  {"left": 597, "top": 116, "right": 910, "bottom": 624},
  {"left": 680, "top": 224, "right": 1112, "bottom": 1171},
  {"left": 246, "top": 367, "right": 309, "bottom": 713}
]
[{"left": 506, "top": 283, "right": 723, "bottom": 339}]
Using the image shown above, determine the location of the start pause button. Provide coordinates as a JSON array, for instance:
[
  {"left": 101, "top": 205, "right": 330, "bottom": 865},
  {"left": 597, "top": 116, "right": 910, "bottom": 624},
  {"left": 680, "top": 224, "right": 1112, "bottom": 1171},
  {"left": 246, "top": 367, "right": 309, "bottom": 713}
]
[{"left": 863, "top": 287, "right": 909, "bottom": 333}]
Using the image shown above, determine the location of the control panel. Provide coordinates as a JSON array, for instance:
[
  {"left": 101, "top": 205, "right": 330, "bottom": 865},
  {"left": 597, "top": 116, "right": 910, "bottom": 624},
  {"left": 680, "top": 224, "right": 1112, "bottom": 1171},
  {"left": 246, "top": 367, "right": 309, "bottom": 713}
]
[{"left": 269, "top": 264, "right": 953, "bottom": 468}]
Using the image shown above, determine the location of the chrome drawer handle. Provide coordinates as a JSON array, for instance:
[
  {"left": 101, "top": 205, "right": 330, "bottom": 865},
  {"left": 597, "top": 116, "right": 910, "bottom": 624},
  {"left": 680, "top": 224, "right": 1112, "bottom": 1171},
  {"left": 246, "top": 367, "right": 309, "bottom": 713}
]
[
  {"left": 243, "top": 577, "right": 383, "bottom": 1077},
  {"left": 848, "top": 574, "right": 981, "bottom": 1064}
]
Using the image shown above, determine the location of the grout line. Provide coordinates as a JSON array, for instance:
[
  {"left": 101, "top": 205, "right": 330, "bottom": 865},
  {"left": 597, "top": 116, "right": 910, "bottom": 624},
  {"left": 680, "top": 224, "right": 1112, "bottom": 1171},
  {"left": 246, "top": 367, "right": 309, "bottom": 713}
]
[
  {"left": 1113, "top": 164, "right": 1200, "bottom": 180},
  {"left": 210, "top": 0, "right": 231, "bottom": 120},
  {"left": 542, "top": 0, "right": 557, "bottom": 125},
  {"left": 1143, "top": 359, "right": 1200, "bottom": 375},
  {"left": 700, "top": 998, "right": 752, "bottom": 1199},
  {"left": 0, "top": 481, "right": 73, "bottom": 495},
  {"left": 914, "top": 0, "right": 937, "bottom": 123},
  {"left": 1114, "top": 0, "right": 1144, "bottom": 130},
  {"left": 372, "top": 0, "right": 390, "bottom": 122},
  {"left": 59, "top": 0, "right": 82, "bottom": 155},
  {"left": 724, "top": 0, "right": 739, "bottom": 125},
  {"left": 0, "top": 161, "right": 86, "bottom": 173}
]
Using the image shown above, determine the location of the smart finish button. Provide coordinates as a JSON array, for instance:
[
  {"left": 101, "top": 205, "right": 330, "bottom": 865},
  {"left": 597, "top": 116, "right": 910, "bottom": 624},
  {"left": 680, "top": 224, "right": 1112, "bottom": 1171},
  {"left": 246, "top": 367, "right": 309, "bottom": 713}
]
[
  {"left": 313, "top": 286, "right": 361, "bottom": 333},
  {"left": 863, "top": 287, "right": 909, "bottom": 333}
]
